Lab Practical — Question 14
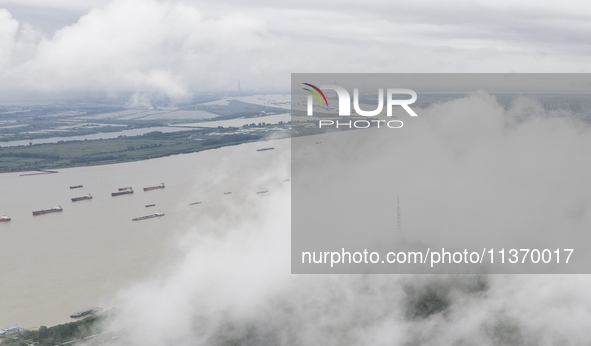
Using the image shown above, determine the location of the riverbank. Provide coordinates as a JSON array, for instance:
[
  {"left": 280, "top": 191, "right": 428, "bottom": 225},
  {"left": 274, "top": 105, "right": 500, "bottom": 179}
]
[{"left": 0, "top": 125, "right": 289, "bottom": 173}]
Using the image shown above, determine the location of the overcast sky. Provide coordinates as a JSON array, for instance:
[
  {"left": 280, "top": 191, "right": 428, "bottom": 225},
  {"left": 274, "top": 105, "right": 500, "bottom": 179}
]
[{"left": 0, "top": 0, "right": 590, "bottom": 99}]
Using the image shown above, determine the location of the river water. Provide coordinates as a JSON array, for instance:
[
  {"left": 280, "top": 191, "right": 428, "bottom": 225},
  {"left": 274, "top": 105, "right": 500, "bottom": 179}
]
[{"left": 0, "top": 138, "right": 289, "bottom": 329}]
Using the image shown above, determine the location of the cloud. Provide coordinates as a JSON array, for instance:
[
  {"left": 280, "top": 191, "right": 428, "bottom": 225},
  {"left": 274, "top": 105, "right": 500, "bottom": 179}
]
[
  {"left": 2, "top": 0, "right": 591, "bottom": 101},
  {"left": 84, "top": 93, "right": 591, "bottom": 345},
  {"left": 0, "top": 8, "right": 18, "bottom": 68},
  {"left": 2, "top": 0, "right": 282, "bottom": 98}
]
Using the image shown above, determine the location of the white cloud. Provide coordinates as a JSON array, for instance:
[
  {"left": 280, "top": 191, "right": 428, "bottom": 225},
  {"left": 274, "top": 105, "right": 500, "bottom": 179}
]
[
  {"left": 1, "top": 0, "right": 591, "bottom": 100},
  {"left": 0, "top": 8, "right": 18, "bottom": 68},
  {"left": 2, "top": 0, "right": 282, "bottom": 98},
  {"left": 97, "top": 93, "right": 591, "bottom": 345}
]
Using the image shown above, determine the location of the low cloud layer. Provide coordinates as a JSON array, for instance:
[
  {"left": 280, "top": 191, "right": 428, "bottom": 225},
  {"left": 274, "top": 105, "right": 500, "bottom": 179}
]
[
  {"left": 94, "top": 94, "right": 591, "bottom": 345},
  {"left": 2, "top": 0, "right": 591, "bottom": 100}
]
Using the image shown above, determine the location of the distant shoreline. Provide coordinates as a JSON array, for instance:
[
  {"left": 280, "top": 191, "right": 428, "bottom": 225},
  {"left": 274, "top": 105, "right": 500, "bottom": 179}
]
[{"left": 0, "top": 125, "right": 290, "bottom": 174}]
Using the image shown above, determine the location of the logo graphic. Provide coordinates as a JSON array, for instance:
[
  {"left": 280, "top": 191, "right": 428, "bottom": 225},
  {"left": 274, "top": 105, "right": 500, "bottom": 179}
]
[
  {"left": 302, "top": 83, "right": 329, "bottom": 108},
  {"left": 304, "top": 84, "right": 418, "bottom": 118}
]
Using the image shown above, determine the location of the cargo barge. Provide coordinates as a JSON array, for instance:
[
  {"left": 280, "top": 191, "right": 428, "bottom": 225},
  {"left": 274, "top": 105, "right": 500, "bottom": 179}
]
[
  {"left": 0, "top": 215, "right": 11, "bottom": 222},
  {"left": 70, "top": 307, "right": 102, "bottom": 318},
  {"left": 70, "top": 185, "right": 83, "bottom": 189},
  {"left": 256, "top": 147, "right": 274, "bottom": 151},
  {"left": 71, "top": 194, "right": 92, "bottom": 202},
  {"left": 257, "top": 190, "right": 269, "bottom": 195},
  {"left": 33, "top": 206, "right": 62, "bottom": 216},
  {"left": 112, "top": 188, "right": 133, "bottom": 196},
  {"left": 144, "top": 183, "right": 165, "bottom": 191},
  {"left": 118, "top": 186, "right": 131, "bottom": 191},
  {"left": 20, "top": 170, "right": 58, "bottom": 177},
  {"left": 132, "top": 211, "right": 164, "bottom": 221},
  {"left": 145, "top": 204, "right": 155, "bottom": 207}
]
